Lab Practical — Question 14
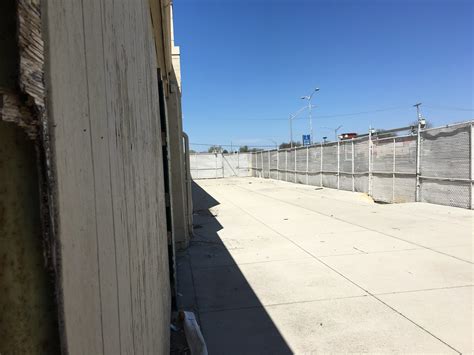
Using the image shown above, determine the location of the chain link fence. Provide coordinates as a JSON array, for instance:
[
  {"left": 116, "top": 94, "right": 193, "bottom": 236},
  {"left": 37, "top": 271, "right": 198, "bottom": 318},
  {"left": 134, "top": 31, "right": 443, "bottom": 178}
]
[
  {"left": 250, "top": 120, "right": 473, "bottom": 209},
  {"left": 190, "top": 152, "right": 252, "bottom": 179}
]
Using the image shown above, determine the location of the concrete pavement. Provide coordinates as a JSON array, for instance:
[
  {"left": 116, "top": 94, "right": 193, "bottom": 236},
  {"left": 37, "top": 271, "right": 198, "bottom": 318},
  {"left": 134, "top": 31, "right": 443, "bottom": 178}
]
[{"left": 178, "top": 177, "right": 473, "bottom": 354}]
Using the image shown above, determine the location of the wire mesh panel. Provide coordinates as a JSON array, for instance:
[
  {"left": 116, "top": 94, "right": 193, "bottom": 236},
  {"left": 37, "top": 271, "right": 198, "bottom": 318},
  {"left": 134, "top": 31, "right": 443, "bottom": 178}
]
[
  {"left": 308, "top": 146, "right": 321, "bottom": 186},
  {"left": 251, "top": 152, "right": 258, "bottom": 177},
  {"left": 278, "top": 150, "right": 286, "bottom": 181},
  {"left": 371, "top": 138, "right": 394, "bottom": 202},
  {"left": 282, "top": 150, "right": 290, "bottom": 181},
  {"left": 270, "top": 150, "right": 278, "bottom": 179},
  {"left": 190, "top": 153, "right": 223, "bottom": 179},
  {"left": 261, "top": 151, "right": 270, "bottom": 178},
  {"left": 322, "top": 143, "right": 338, "bottom": 172},
  {"left": 339, "top": 175, "right": 353, "bottom": 191},
  {"left": 295, "top": 148, "right": 307, "bottom": 184},
  {"left": 339, "top": 141, "right": 353, "bottom": 174},
  {"left": 295, "top": 148, "right": 307, "bottom": 172},
  {"left": 393, "top": 136, "right": 416, "bottom": 202},
  {"left": 321, "top": 143, "right": 338, "bottom": 188},
  {"left": 338, "top": 141, "right": 353, "bottom": 191},
  {"left": 420, "top": 179, "right": 470, "bottom": 209},
  {"left": 222, "top": 153, "right": 251, "bottom": 177},
  {"left": 354, "top": 139, "right": 369, "bottom": 173},
  {"left": 193, "top": 120, "right": 472, "bottom": 209},
  {"left": 420, "top": 123, "right": 471, "bottom": 208},
  {"left": 394, "top": 136, "right": 416, "bottom": 174},
  {"left": 222, "top": 154, "right": 238, "bottom": 177},
  {"left": 394, "top": 176, "right": 416, "bottom": 203},
  {"left": 354, "top": 175, "right": 368, "bottom": 193},
  {"left": 372, "top": 138, "right": 394, "bottom": 173},
  {"left": 287, "top": 149, "right": 296, "bottom": 182},
  {"left": 353, "top": 138, "right": 369, "bottom": 193}
]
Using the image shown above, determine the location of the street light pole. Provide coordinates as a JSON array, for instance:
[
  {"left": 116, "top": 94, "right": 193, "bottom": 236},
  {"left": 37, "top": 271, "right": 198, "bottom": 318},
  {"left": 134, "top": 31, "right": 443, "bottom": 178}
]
[
  {"left": 289, "top": 114, "right": 293, "bottom": 148},
  {"left": 288, "top": 105, "right": 309, "bottom": 148},
  {"left": 321, "top": 125, "right": 343, "bottom": 142},
  {"left": 268, "top": 138, "right": 278, "bottom": 150},
  {"left": 301, "top": 88, "right": 319, "bottom": 144},
  {"left": 334, "top": 125, "right": 343, "bottom": 141}
]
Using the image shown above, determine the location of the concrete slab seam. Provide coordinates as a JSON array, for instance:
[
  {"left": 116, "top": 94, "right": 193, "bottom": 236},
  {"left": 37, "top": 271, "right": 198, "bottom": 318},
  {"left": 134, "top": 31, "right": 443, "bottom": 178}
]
[
  {"left": 220, "top": 189, "right": 463, "bottom": 354},
  {"left": 235, "top": 184, "right": 473, "bottom": 265}
]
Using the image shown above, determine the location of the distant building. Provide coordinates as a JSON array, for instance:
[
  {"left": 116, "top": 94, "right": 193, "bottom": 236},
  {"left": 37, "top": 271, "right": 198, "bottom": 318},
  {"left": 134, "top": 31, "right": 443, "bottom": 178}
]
[{"left": 338, "top": 132, "right": 358, "bottom": 140}]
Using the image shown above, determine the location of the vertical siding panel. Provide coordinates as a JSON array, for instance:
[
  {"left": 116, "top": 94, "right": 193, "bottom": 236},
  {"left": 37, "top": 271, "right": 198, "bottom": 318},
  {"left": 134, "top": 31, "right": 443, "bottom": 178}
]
[
  {"left": 44, "top": 0, "right": 103, "bottom": 353},
  {"left": 100, "top": 1, "right": 135, "bottom": 352},
  {"left": 81, "top": 0, "right": 121, "bottom": 353},
  {"left": 44, "top": 0, "right": 171, "bottom": 353}
]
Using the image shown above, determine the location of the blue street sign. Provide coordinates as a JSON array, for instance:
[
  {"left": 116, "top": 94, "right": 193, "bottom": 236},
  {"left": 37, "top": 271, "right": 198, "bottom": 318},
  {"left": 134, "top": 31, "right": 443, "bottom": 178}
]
[{"left": 302, "top": 134, "right": 311, "bottom": 146}]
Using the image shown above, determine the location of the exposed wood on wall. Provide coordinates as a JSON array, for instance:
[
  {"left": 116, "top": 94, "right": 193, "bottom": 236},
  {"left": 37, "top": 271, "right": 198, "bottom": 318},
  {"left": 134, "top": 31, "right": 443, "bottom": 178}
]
[
  {"left": 17, "top": 0, "right": 45, "bottom": 111},
  {"left": 0, "top": 90, "right": 37, "bottom": 139}
]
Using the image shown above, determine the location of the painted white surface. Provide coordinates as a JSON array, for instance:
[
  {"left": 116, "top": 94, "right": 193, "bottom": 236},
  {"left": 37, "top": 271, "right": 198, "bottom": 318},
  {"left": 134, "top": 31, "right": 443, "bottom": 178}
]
[{"left": 43, "top": 1, "right": 171, "bottom": 353}]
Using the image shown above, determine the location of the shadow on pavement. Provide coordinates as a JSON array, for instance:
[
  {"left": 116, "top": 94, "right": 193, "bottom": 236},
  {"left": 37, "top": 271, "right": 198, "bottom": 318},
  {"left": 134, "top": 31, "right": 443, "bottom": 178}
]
[{"left": 176, "top": 180, "right": 292, "bottom": 354}]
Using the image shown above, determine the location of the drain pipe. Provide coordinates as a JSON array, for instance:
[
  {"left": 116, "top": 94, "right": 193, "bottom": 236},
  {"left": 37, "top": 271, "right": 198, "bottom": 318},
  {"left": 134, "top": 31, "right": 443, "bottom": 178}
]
[{"left": 182, "top": 132, "right": 193, "bottom": 237}]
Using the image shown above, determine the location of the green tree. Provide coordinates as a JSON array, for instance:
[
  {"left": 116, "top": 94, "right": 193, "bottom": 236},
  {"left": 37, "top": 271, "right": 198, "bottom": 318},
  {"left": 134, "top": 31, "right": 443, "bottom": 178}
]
[
  {"left": 207, "top": 145, "right": 222, "bottom": 153},
  {"left": 279, "top": 141, "right": 302, "bottom": 149},
  {"left": 239, "top": 145, "right": 249, "bottom": 153}
]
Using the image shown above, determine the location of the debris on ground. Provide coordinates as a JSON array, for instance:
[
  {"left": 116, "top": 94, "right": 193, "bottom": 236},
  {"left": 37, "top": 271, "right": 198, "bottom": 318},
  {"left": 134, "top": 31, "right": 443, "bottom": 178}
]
[{"left": 179, "top": 311, "right": 208, "bottom": 355}]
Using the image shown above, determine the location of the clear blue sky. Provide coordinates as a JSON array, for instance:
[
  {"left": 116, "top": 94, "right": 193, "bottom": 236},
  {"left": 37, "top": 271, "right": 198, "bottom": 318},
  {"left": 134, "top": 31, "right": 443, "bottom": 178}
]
[{"left": 174, "top": 0, "right": 473, "bottom": 150}]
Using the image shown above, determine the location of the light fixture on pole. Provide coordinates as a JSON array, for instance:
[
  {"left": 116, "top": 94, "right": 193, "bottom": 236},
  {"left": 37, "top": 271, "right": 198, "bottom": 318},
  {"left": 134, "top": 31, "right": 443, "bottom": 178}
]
[
  {"left": 301, "top": 88, "right": 319, "bottom": 144},
  {"left": 413, "top": 102, "right": 426, "bottom": 128}
]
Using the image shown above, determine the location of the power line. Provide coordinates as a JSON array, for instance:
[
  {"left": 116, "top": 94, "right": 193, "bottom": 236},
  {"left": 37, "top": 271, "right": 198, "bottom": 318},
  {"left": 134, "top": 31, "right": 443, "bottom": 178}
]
[
  {"left": 423, "top": 104, "right": 474, "bottom": 112},
  {"left": 187, "top": 105, "right": 473, "bottom": 123},
  {"left": 195, "top": 106, "right": 410, "bottom": 121}
]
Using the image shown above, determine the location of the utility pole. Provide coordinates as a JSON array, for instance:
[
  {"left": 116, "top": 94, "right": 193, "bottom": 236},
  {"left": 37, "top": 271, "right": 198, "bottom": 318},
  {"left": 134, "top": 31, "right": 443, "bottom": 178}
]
[{"left": 414, "top": 102, "right": 422, "bottom": 121}]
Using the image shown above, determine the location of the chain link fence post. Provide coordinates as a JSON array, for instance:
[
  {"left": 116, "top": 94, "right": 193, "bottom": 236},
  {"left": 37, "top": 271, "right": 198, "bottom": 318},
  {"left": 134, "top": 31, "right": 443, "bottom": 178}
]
[
  {"left": 320, "top": 143, "right": 324, "bottom": 187},
  {"left": 392, "top": 138, "right": 396, "bottom": 202},
  {"left": 351, "top": 140, "right": 355, "bottom": 192},
  {"left": 471, "top": 123, "right": 473, "bottom": 209},
  {"left": 368, "top": 127, "right": 373, "bottom": 196},
  {"left": 277, "top": 149, "right": 280, "bottom": 180},
  {"left": 306, "top": 146, "right": 309, "bottom": 185},
  {"left": 415, "top": 123, "right": 422, "bottom": 202},
  {"left": 293, "top": 148, "right": 295, "bottom": 183},
  {"left": 268, "top": 150, "right": 271, "bottom": 178},
  {"left": 337, "top": 141, "right": 340, "bottom": 189}
]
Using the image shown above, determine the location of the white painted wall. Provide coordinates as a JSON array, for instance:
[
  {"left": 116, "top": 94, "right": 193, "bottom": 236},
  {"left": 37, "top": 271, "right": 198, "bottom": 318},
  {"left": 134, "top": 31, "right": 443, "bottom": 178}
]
[{"left": 43, "top": 1, "right": 171, "bottom": 353}]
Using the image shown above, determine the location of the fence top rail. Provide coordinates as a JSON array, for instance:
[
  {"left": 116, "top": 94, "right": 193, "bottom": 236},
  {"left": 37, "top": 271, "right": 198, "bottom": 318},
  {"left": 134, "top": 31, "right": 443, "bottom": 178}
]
[
  {"left": 235, "top": 120, "right": 473, "bottom": 156},
  {"left": 420, "top": 120, "right": 473, "bottom": 133},
  {"left": 190, "top": 152, "right": 251, "bottom": 156},
  {"left": 372, "top": 134, "right": 417, "bottom": 143}
]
